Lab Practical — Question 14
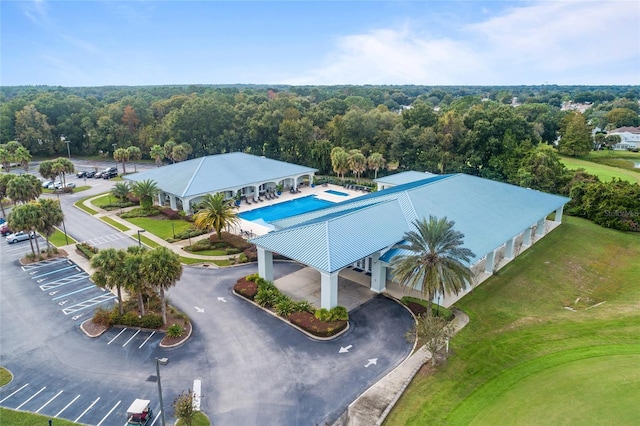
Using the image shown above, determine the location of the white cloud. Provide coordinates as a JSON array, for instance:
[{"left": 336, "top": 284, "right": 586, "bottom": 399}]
[{"left": 288, "top": 0, "right": 640, "bottom": 85}]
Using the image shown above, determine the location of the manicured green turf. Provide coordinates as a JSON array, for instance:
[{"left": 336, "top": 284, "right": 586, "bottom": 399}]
[
  {"left": 100, "top": 216, "right": 130, "bottom": 231},
  {"left": 126, "top": 217, "right": 194, "bottom": 240},
  {"left": 91, "top": 193, "right": 116, "bottom": 208},
  {"left": 0, "top": 367, "right": 12, "bottom": 386},
  {"left": 179, "top": 256, "right": 230, "bottom": 266},
  {"left": 560, "top": 155, "right": 640, "bottom": 184},
  {"left": 467, "top": 351, "right": 640, "bottom": 425},
  {"left": 49, "top": 229, "right": 76, "bottom": 246},
  {"left": 74, "top": 194, "right": 100, "bottom": 215},
  {"left": 0, "top": 407, "right": 79, "bottom": 426},
  {"left": 176, "top": 411, "right": 211, "bottom": 425},
  {"left": 385, "top": 217, "right": 640, "bottom": 425}
]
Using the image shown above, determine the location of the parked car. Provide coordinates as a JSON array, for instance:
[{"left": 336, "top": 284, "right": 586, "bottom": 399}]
[
  {"left": 76, "top": 171, "right": 87, "bottom": 178},
  {"left": 53, "top": 181, "right": 64, "bottom": 189},
  {"left": 94, "top": 171, "right": 104, "bottom": 178},
  {"left": 103, "top": 169, "right": 118, "bottom": 179},
  {"left": 85, "top": 170, "right": 96, "bottom": 178},
  {"left": 6, "top": 231, "right": 35, "bottom": 244},
  {"left": 66, "top": 182, "right": 76, "bottom": 189},
  {"left": 0, "top": 223, "right": 11, "bottom": 236},
  {"left": 42, "top": 180, "right": 54, "bottom": 188}
]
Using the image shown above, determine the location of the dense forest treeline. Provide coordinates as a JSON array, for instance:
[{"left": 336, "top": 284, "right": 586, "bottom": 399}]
[{"left": 1, "top": 84, "right": 639, "bottom": 231}]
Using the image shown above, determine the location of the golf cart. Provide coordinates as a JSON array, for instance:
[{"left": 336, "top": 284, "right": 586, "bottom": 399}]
[{"left": 126, "top": 399, "right": 153, "bottom": 425}]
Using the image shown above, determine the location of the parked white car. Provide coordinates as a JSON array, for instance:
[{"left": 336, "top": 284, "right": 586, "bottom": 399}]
[
  {"left": 6, "top": 231, "right": 35, "bottom": 244},
  {"left": 42, "top": 180, "right": 54, "bottom": 188}
]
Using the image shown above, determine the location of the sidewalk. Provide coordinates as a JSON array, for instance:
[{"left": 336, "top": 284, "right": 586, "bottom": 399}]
[{"left": 333, "top": 308, "right": 470, "bottom": 426}]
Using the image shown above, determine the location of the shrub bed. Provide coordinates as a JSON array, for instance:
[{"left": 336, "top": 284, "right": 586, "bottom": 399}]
[
  {"left": 233, "top": 274, "right": 347, "bottom": 338},
  {"left": 120, "top": 206, "right": 161, "bottom": 218},
  {"left": 401, "top": 296, "right": 454, "bottom": 320},
  {"left": 76, "top": 242, "right": 98, "bottom": 259}
]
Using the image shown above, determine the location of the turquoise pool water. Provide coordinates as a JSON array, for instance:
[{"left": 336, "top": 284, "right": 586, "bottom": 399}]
[
  {"left": 324, "top": 189, "right": 349, "bottom": 196},
  {"left": 239, "top": 195, "right": 334, "bottom": 223}
]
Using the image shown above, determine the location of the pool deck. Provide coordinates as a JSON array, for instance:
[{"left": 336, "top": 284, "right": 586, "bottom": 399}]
[{"left": 231, "top": 183, "right": 370, "bottom": 237}]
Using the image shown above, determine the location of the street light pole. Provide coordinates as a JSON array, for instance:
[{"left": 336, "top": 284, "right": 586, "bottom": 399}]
[
  {"left": 112, "top": 143, "right": 118, "bottom": 171},
  {"left": 137, "top": 229, "right": 146, "bottom": 247},
  {"left": 155, "top": 357, "right": 169, "bottom": 426},
  {"left": 62, "top": 136, "right": 71, "bottom": 159}
]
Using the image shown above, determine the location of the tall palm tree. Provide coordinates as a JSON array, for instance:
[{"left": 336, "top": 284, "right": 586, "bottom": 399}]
[
  {"left": 7, "top": 202, "right": 42, "bottom": 256},
  {"left": 150, "top": 144, "right": 164, "bottom": 167},
  {"left": 6, "top": 174, "right": 42, "bottom": 204},
  {"left": 123, "top": 246, "right": 148, "bottom": 316},
  {"left": 91, "top": 248, "right": 127, "bottom": 315},
  {"left": 348, "top": 149, "right": 367, "bottom": 182},
  {"left": 193, "top": 193, "right": 240, "bottom": 240},
  {"left": 0, "top": 174, "right": 16, "bottom": 218},
  {"left": 131, "top": 179, "right": 160, "bottom": 209},
  {"left": 367, "top": 152, "right": 386, "bottom": 179},
  {"left": 37, "top": 198, "right": 64, "bottom": 251},
  {"left": 114, "top": 147, "right": 130, "bottom": 174},
  {"left": 390, "top": 216, "right": 475, "bottom": 316},
  {"left": 142, "top": 246, "right": 183, "bottom": 325}
]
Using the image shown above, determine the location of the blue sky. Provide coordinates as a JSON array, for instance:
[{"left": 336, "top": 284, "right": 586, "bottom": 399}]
[{"left": 1, "top": 1, "right": 638, "bottom": 87}]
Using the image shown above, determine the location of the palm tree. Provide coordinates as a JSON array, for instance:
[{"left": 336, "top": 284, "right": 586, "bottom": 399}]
[
  {"left": 150, "top": 144, "right": 164, "bottom": 167},
  {"left": 6, "top": 174, "right": 42, "bottom": 204},
  {"left": 331, "top": 147, "right": 349, "bottom": 180},
  {"left": 348, "top": 149, "right": 367, "bottom": 182},
  {"left": 15, "top": 146, "right": 32, "bottom": 172},
  {"left": 7, "top": 202, "right": 42, "bottom": 256},
  {"left": 123, "top": 246, "right": 148, "bottom": 316},
  {"left": 390, "top": 216, "right": 475, "bottom": 316},
  {"left": 91, "top": 248, "right": 127, "bottom": 315},
  {"left": 0, "top": 174, "right": 16, "bottom": 218},
  {"left": 131, "top": 179, "right": 160, "bottom": 209},
  {"left": 127, "top": 146, "right": 142, "bottom": 172},
  {"left": 114, "top": 148, "right": 130, "bottom": 174},
  {"left": 367, "top": 152, "right": 386, "bottom": 179},
  {"left": 193, "top": 193, "right": 240, "bottom": 240},
  {"left": 142, "top": 246, "right": 183, "bottom": 325},
  {"left": 111, "top": 182, "right": 131, "bottom": 202},
  {"left": 36, "top": 198, "right": 64, "bottom": 251}
]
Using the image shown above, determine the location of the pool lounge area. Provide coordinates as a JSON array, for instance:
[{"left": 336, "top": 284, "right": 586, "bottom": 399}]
[{"left": 232, "top": 183, "right": 365, "bottom": 236}]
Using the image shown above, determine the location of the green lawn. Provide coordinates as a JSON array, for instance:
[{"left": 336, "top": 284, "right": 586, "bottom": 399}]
[
  {"left": 0, "top": 408, "right": 79, "bottom": 426},
  {"left": 50, "top": 228, "right": 76, "bottom": 246},
  {"left": 126, "top": 217, "right": 194, "bottom": 240},
  {"left": 100, "top": 216, "right": 130, "bottom": 231},
  {"left": 74, "top": 194, "right": 99, "bottom": 215},
  {"left": 385, "top": 216, "right": 640, "bottom": 425},
  {"left": 91, "top": 193, "right": 116, "bottom": 208},
  {"left": 560, "top": 155, "right": 640, "bottom": 184}
]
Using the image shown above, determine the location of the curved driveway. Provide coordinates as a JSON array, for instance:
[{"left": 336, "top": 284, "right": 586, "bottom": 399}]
[{"left": 0, "top": 247, "right": 414, "bottom": 425}]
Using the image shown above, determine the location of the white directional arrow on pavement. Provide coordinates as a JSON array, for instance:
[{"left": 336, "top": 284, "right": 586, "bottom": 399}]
[
  {"left": 217, "top": 297, "right": 227, "bottom": 303},
  {"left": 195, "top": 306, "right": 204, "bottom": 313},
  {"left": 339, "top": 345, "right": 353, "bottom": 353},
  {"left": 364, "top": 358, "right": 378, "bottom": 368}
]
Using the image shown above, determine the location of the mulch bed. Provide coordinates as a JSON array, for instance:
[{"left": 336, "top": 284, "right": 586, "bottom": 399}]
[
  {"left": 19, "top": 249, "right": 68, "bottom": 265},
  {"left": 406, "top": 301, "right": 428, "bottom": 316},
  {"left": 234, "top": 278, "right": 257, "bottom": 299},
  {"left": 289, "top": 312, "right": 348, "bottom": 338}
]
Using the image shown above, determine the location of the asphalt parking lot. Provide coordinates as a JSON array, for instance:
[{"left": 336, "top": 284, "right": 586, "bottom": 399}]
[{"left": 1, "top": 239, "right": 415, "bottom": 425}]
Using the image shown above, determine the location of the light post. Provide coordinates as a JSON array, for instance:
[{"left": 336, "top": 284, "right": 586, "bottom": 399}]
[
  {"left": 171, "top": 223, "right": 175, "bottom": 239},
  {"left": 436, "top": 293, "right": 441, "bottom": 317},
  {"left": 137, "top": 229, "right": 145, "bottom": 247},
  {"left": 112, "top": 143, "right": 118, "bottom": 171},
  {"left": 155, "top": 357, "right": 169, "bottom": 426},
  {"left": 62, "top": 136, "right": 71, "bottom": 159}
]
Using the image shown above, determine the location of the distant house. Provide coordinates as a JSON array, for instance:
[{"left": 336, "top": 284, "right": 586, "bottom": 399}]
[{"left": 609, "top": 127, "right": 640, "bottom": 151}]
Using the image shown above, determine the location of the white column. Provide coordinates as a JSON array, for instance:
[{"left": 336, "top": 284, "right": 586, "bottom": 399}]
[
  {"left": 536, "top": 218, "right": 546, "bottom": 236},
  {"left": 370, "top": 253, "right": 386, "bottom": 293},
  {"left": 505, "top": 237, "right": 516, "bottom": 259},
  {"left": 169, "top": 195, "right": 177, "bottom": 211},
  {"left": 484, "top": 250, "right": 496, "bottom": 274},
  {"left": 554, "top": 206, "right": 564, "bottom": 222},
  {"left": 523, "top": 227, "right": 533, "bottom": 247},
  {"left": 257, "top": 247, "right": 273, "bottom": 282},
  {"left": 320, "top": 271, "right": 338, "bottom": 309},
  {"left": 157, "top": 193, "right": 163, "bottom": 206},
  {"left": 254, "top": 185, "right": 259, "bottom": 199}
]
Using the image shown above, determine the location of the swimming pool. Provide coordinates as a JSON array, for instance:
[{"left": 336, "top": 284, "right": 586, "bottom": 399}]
[
  {"left": 324, "top": 189, "right": 349, "bottom": 197},
  {"left": 239, "top": 195, "right": 334, "bottom": 223}
]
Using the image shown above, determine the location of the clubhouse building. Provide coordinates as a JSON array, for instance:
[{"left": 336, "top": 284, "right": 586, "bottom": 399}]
[{"left": 127, "top": 154, "right": 570, "bottom": 310}]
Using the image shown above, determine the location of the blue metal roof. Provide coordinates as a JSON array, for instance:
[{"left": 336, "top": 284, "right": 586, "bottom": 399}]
[
  {"left": 125, "top": 153, "right": 317, "bottom": 198},
  {"left": 251, "top": 174, "right": 571, "bottom": 273},
  {"left": 375, "top": 170, "right": 437, "bottom": 186}
]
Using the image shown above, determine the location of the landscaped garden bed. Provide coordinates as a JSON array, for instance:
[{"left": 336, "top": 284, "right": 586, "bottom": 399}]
[
  {"left": 233, "top": 274, "right": 348, "bottom": 338},
  {"left": 400, "top": 296, "right": 454, "bottom": 320}
]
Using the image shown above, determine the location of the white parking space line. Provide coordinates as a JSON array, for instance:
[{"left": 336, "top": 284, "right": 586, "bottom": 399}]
[
  {"left": 108, "top": 328, "right": 128, "bottom": 345},
  {"left": 55, "top": 394, "right": 80, "bottom": 418},
  {"left": 61, "top": 293, "right": 116, "bottom": 315},
  {"left": 0, "top": 383, "right": 28, "bottom": 403},
  {"left": 96, "top": 400, "right": 121, "bottom": 426},
  {"left": 75, "top": 396, "right": 100, "bottom": 423},
  {"left": 51, "top": 285, "right": 95, "bottom": 300},
  {"left": 139, "top": 331, "right": 156, "bottom": 349},
  {"left": 36, "top": 390, "right": 63, "bottom": 413},
  {"left": 16, "top": 386, "right": 46, "bottom": 410},
  {"left": 30, "top": 264, "right": 78, "bottom": 279},
  {"left": 21, "top": 258, "right": 69, "bottom": 271},
  {"left": 122, "top": 330, "right": 141, "bottom": 347},
  {"left": 40, "top": 272, "right": 90, "bottom": 290}
]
